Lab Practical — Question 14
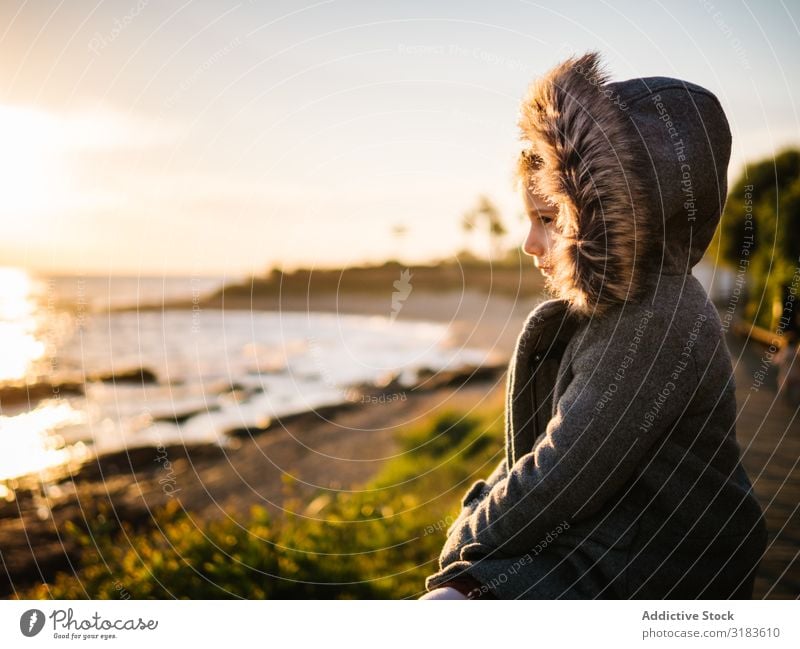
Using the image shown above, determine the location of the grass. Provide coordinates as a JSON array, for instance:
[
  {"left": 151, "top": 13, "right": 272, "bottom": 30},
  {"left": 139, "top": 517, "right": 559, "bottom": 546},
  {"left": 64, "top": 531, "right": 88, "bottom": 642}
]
[{"left": 16, "top": 404, "right": 504, "bottom": 599}]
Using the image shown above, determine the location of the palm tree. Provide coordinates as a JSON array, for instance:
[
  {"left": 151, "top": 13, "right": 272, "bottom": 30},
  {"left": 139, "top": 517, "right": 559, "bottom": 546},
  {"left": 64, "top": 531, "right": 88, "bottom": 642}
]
[
  {"left": 391, "top": 223, "right": 409, "bottom": 262},
  {"left": 461, "top": 195, "right": 506, "bottom": 260}
]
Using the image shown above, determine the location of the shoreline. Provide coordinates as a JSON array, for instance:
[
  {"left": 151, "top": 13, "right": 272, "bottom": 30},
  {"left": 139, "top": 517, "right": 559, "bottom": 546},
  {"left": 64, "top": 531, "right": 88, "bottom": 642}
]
[
  {"left": 1, "top": 287, "right": 536, "bottom": 479},
  {"left": 0, "top": 359, "right": 508, "bottom": 598},
  {"left": 116, "top": 288, "right": 546, "bottom": 367},
  {"left": 1, "top": 285, "right": 528, "bottom": 596}
]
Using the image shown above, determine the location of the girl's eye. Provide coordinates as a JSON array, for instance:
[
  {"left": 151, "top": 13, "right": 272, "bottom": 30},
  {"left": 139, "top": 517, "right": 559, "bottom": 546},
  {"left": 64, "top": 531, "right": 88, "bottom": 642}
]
[{"left": 539, "top": 215, "right": 554, "bottom": 225}]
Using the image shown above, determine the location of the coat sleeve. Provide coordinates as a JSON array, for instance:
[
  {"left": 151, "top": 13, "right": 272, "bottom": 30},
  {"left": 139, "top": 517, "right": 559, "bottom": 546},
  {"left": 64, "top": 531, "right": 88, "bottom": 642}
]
[
  {"left": 434, "top": 457, "right": 510, "bottom": 571},
  {"left": 461, "top": 457, "right": 510, "bottom": 508},
  {"left": 452, "top": 306, "right": 699, "bottom": 559},
  {"left": 445, "top": 458, "right": 509, "bottom": 536}
]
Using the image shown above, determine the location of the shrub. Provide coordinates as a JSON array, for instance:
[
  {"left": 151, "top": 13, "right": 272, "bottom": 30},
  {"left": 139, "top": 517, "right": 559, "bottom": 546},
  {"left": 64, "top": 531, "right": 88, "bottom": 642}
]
[{"left": 19, "top": 405, "right": 504, "bottom": 599}]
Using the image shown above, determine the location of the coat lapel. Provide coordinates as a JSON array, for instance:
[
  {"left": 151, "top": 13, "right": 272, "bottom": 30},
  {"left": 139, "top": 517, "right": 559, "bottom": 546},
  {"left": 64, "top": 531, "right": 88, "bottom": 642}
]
[{"left": 505, "top": 299, "right": 583, "bottom": 466}]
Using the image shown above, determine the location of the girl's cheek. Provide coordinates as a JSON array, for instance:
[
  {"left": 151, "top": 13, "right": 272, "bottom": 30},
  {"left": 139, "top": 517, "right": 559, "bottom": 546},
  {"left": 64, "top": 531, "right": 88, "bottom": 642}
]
[{"left": 544, "top": 226, "right": 556, "bottom": 250}]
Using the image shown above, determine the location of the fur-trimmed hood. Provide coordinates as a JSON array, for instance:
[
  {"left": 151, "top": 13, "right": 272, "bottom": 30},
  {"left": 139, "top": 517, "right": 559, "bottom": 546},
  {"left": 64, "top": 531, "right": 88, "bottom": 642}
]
[{"left": 517, "top": 51, "right": 732, "bottom": 318}]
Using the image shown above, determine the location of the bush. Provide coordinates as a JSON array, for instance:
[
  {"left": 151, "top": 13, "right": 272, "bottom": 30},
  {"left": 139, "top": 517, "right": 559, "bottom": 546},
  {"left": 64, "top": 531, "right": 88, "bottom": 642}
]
[{"left": 716, "top": 149, "right": 800, "bottom": 329}]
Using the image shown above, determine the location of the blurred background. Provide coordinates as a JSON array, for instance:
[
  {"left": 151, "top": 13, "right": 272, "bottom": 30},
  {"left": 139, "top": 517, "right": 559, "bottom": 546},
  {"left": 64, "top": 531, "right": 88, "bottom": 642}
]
[{"left": 0, "top": 0, "right": 798, "bottom": 600}]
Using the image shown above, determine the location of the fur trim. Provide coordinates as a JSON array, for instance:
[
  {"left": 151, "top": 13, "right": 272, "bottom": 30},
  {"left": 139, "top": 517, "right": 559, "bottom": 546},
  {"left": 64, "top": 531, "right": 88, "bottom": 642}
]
[{"left": 517, "top": 51, "right": 653, "bottom": 318}]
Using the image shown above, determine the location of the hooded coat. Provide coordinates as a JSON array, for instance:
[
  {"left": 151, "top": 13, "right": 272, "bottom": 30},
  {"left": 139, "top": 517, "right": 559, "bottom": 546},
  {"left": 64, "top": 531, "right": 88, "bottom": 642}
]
[{"left": 424, "top": 52, "right": 768, "bottom": 599}]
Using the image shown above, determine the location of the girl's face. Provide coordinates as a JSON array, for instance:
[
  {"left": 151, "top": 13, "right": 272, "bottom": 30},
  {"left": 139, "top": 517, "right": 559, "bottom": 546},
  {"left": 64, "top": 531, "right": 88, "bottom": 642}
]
[{"left": 521, "top": 186, "right": 558, "bottom": 277}]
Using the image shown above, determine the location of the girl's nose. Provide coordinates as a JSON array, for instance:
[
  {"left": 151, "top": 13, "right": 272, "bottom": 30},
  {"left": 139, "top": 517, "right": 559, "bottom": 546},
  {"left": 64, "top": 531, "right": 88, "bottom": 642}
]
[{"left": 523, "top": 223, "right": 547, "bottom": 257}]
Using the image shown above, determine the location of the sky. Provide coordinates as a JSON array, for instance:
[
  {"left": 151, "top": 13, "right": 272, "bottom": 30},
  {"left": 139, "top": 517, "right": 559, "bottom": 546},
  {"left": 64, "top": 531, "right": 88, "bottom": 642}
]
[{"left": 0, "top": 0, "right": 798, "bottom": 276}]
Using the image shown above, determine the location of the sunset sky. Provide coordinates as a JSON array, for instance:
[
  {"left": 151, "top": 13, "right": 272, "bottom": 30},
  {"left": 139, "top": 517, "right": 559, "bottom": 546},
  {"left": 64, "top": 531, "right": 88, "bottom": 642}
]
[{"left": 0, "top": 0, "right": 798, "bottom": 276}]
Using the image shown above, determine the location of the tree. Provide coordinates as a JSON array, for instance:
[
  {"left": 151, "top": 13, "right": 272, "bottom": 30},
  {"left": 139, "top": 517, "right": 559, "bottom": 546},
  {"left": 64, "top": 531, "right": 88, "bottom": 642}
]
[
  {"left": 461, "top": 195, "right": 507, "bottom": 260},
  {"left": 717, "top": 149, "right": 800, "bottom": 330},
  {"left": 391, "top": 223, "right": 409, "bottom": 263}
]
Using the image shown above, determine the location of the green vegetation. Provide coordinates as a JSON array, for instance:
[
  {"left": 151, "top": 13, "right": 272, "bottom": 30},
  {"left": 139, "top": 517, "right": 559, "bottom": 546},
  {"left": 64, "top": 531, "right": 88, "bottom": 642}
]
[
  {"left": 715, "top": 149, "right": 800, "bottom": 330},
  {"left": 203, "top": 257, "right": 545, "bottom": 311},
  {"left": 19, "top": 407, "right": 504, "bottom": 599}
]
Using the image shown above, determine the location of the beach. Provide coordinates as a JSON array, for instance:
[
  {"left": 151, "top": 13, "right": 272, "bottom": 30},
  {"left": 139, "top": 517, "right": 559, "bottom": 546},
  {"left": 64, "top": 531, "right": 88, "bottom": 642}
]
[{"left": 0, "top": 281, "right": 527, "bottom": 598}]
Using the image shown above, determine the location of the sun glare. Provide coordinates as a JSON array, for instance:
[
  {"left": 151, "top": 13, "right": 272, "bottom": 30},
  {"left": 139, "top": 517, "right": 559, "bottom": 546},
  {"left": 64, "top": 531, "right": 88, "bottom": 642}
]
[
  {"left": 0, "top": 105, "right": 70, "bottom": 218},
  {"left": 0, "top": 267, "right": 46, "bottom": 382}
]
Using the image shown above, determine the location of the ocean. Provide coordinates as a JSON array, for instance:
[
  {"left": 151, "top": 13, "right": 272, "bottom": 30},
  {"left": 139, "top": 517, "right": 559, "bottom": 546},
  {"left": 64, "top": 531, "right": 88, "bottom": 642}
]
[{"left": 0, "top": 269, "right": 487, "bottom": 484}]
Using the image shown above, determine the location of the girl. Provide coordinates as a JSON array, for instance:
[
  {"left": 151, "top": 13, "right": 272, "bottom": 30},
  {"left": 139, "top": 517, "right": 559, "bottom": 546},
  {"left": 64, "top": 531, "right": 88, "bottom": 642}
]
[{"left": 421, "top": 51, "right": 768, "bottom": 600}]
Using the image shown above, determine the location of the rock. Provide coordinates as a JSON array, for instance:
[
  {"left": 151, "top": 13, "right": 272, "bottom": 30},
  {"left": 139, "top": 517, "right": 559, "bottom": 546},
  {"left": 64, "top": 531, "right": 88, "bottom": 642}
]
[
  {"left": 90, "top": 367, "right": 159, "bottom": 384},
  {"left": 415, "top": 363, "right": 506, "bottom": 390},
  {"left": 70, "top": 443, "right": 225, "bottom": 482},
  {"left": 0, "top": 380, "right": 84, "bottom": 407},
  {"left": 151, "top": 405, "right": 221, "bottom": 424},
  {"left": 224, "top": 402, "right": 357, "bottom": 438}
]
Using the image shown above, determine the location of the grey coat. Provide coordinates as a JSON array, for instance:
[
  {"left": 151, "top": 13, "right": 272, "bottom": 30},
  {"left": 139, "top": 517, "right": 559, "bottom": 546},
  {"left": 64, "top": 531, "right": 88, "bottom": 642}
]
[{"left": 424, "top": 52, "right": 768, "bottom": 599}]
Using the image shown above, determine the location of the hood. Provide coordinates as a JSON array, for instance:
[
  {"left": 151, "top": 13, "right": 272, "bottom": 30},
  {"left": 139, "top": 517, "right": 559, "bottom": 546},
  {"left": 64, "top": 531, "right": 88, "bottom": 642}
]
[{"left": 517, "top": 51, "right": 732, "bottom": 317}]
